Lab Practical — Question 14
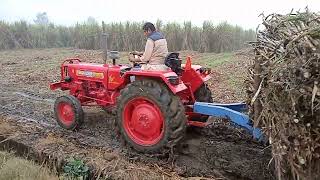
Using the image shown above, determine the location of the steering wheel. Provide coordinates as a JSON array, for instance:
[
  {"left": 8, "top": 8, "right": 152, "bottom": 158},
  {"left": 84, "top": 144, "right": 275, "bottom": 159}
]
[{"left": 63, "top": 58, "right": 81, "bottom": 64}]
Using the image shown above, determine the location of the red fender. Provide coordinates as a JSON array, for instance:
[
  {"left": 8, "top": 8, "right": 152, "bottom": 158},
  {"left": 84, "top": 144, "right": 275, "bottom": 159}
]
[
  {"left": 123, "top": 71, "right": 187, "bottom": 94},
  {"left": 181, "top": 56, "right": 211, "bottom": 92}
]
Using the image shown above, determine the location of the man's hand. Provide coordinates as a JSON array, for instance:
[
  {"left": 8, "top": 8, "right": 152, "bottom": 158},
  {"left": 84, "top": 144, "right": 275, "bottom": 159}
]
[
  {"left": 128, "top": 53, "right": 141, "bottom": 62},
  {"left": 128, "top": 54, "right": 135, "bottom": 62}
]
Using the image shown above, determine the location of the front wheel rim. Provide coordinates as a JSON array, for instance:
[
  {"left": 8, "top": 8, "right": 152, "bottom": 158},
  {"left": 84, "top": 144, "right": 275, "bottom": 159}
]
[{"left": 57, "top": 102, "right": 75, "bottom": 126}]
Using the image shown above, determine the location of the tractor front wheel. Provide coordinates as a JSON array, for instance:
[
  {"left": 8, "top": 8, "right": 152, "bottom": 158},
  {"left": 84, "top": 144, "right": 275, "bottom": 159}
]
[
  {"left": 54, "top": 95, "right": 84, "bottom": 130},
  {"left": 116, "top": 79, "right": 186, "bottom": 153}
]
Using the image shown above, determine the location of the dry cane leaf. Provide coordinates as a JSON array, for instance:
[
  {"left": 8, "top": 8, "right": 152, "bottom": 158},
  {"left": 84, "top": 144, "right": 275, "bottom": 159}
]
[
  {"left": 248, "top": 9, "right": 320, "bottom": 180},
  {"left": 311, "top": 82, "right": 318, "bottom": 115}
]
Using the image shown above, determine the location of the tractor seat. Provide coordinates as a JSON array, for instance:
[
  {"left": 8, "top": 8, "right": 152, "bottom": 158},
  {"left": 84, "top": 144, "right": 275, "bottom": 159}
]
[{"left": 165, "top": 52, "right": 182, "bottom": 75}]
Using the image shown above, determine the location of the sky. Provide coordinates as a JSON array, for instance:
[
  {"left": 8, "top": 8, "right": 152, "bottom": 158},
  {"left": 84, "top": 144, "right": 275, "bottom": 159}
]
[{"left": 0, "top": 0, "right": 319, "bottom": 29}]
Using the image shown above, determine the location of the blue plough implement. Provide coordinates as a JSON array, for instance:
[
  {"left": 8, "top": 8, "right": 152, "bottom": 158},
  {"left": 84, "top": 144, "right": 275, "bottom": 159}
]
[{"left": 192, "top": 102, "right": 264, "bottom": 142}]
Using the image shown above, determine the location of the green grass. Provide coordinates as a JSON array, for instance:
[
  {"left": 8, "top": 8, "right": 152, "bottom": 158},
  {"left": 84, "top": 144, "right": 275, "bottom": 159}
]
[
  {"left": 63, "top": 157, "right": 89, "bottom": 179},
  {"left": 226, "top": 71, "right": 246, "bottom": 89},
  {"left": 197, "top": 52, "right": 233, "bottom": 68},
  {"left": 0, "top": 151, "right": 58, "bottom": 180},
  {"left": 193, "top": 51, "right": 248, "bottom": 101},
  {"left": 197, "top": 52, "right": 245, "bottom": 92}
]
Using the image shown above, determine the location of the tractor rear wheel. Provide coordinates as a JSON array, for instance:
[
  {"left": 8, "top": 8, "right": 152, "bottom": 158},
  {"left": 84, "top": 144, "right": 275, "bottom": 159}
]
[
  {"left": 194, "top": 84, "right": 213, "bottom": 122},
  {"left": 116, "top": 79, "right": 187, "bottom": 153},
  {"left": 54, "top": 95, "right": 84, "bottom": 130}
]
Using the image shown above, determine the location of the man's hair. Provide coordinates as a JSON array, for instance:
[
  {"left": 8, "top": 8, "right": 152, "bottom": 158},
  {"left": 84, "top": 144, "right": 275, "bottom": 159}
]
[{"left": 142, "top": 22, "right": 156, "bottom": 32}]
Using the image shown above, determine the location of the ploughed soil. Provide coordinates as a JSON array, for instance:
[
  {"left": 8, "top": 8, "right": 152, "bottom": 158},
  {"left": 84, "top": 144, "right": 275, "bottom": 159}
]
[{"left": 0, "top": 48, "right": 273, "bottom": 179}]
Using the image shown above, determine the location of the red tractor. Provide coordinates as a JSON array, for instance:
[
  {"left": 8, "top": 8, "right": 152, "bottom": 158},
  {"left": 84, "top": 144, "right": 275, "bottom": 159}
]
[{"left": 50, "top": 51, "right": 213, "bottom": 153}]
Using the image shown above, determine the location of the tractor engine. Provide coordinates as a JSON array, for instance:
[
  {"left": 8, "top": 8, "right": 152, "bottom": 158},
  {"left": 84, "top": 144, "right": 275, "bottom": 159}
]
[
  {"left": 50, "top": 58, "right": 127, "bottom": 107},
  {"left": 81, "top": 81, "right": 107, "bottom": 100}
]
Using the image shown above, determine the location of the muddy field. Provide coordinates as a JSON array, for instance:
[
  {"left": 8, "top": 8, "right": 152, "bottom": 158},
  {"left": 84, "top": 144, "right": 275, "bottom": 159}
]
[{"left": 0, "top": 48, "right": 274, "bottom": 179}]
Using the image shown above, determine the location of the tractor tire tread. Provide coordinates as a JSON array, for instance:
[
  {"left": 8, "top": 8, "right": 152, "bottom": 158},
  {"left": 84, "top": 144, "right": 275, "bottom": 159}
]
[
  {"left": 54, "top": 95, "right": 84, "bottom": 130},
  {"left": 116, "top": 79, "right": 186, "bottom": 153},
  {"left": 193, "top": 84, "right": 213, "bottom": 122}
]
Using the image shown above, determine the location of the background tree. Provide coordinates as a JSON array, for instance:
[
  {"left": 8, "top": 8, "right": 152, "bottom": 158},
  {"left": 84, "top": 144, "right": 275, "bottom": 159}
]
[
  {"left": 0, "top": 19, "right": 255, "bottom": 52},
  {"left": 34, "top": 12, "right": 49, "bottom": 26}
]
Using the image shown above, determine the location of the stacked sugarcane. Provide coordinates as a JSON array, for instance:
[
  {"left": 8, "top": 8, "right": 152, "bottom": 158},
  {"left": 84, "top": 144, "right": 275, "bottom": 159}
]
[{"left": 247, "top": 9, "right": 320, "bottom": 180}]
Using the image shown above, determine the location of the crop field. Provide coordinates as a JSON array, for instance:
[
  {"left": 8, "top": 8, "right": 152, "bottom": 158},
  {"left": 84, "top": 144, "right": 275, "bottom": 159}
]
[{"left": 0, "top": 48, "right": 273, "bottom": 179}]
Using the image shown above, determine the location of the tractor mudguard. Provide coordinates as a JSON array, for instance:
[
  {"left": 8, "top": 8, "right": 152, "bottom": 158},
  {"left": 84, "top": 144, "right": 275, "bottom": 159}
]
[
  {"left": 123, "top": 71, "right": 187, "bottom": 94},
  {"left": 181, "top": 67, "right": 210, "bottom": 93},
  {"left": 181, "top": 57, "right": 212, "bottom": 93}
]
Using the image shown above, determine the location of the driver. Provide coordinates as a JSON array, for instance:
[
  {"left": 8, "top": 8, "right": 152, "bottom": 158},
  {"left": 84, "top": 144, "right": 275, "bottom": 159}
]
[{"left": 129, "top": 22, "right": 169, "bottom": 71}]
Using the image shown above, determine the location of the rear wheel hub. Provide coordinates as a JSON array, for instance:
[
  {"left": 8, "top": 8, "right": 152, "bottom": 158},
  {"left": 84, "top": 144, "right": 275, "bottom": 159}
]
[{"left": 123, "top": 97, "right": 164, "bottom": 146}]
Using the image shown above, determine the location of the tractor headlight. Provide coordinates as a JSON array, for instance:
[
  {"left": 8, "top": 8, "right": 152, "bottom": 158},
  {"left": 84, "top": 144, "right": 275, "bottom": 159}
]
[{"left": 167, "top": 76, "right": 179, "bottom": 85}]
